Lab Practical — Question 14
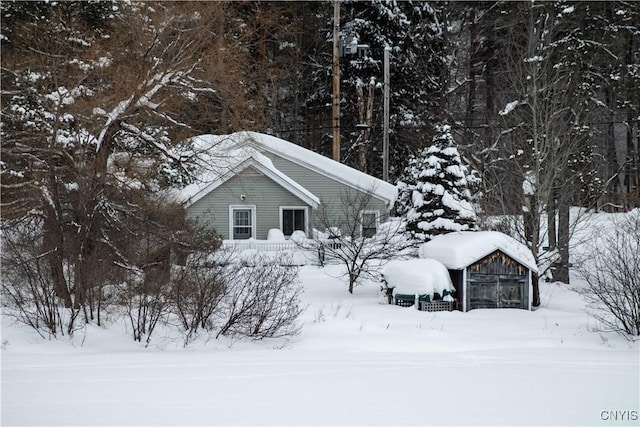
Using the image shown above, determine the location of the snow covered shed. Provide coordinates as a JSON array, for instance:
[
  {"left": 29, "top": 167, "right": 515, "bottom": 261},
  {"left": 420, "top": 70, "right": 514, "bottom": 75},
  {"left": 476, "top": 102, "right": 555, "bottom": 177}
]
[
  {"left": 381, "top": 259, "right": 456, "bottom": 311},
  {"left": 419, "top": 231, "right": 537, "bottom": 312}
]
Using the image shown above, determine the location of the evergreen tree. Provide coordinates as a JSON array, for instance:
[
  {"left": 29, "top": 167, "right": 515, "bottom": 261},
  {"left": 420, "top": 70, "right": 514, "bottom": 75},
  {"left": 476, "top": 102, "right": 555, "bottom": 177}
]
[
  {"left": 304, "top": 1, "right": 445, "bottom": 178},
  {"left": 397, "top": 124, "right": 478, "bottom": 242}
]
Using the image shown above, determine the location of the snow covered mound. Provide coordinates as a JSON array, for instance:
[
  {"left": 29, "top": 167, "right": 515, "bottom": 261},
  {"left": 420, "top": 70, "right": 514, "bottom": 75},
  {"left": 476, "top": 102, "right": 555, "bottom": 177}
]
[
  {"left": 419, "top": 231, "right": 537, "bottom": 272},
  {"left": 381, "top": 258, "right": 454, "bottom": 299},
  {"left": 267, "top": 228, "right": 286, "bottom": 241}
]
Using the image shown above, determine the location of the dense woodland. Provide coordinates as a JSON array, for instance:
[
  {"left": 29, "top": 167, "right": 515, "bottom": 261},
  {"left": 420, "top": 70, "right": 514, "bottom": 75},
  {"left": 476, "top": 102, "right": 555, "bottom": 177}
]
[{"left": 1, "top": 1, "right": 639, "bottom": 339}]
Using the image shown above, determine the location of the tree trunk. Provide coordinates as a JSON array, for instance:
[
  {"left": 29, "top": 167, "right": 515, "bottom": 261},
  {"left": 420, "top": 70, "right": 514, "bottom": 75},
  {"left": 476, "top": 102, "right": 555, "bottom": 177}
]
[
  {"left": 556, "top": 198, "right": 570, "bottom": 284},
  {"left": 523, "top": 194, "right": 537, "bottom": 246},
  {"left": 464, "top": 7, "right": 478, "bottom": 147},
  {"left": 483, "top": 33, "right": 495, "bottom": 149},
  {"left": 348, "top": 269, "right": 357, "bottom": 294},
  {"left": 355, "top": 78, "right": 375, "bottom": 173},
  {"left": 43, "top": 211, "right": 73, "bottom": 308},
  {"left": 364, "top": 78, "right": 374, "bottom": 173},
  {"left": 547, "top": 191, "right": 557, "bottom": 251},
  {"left": 531, "top": 274, "right": 541, "bottom": 307},
  {"left": 626, "top": 106, "right": 639, "bottom": 207}
]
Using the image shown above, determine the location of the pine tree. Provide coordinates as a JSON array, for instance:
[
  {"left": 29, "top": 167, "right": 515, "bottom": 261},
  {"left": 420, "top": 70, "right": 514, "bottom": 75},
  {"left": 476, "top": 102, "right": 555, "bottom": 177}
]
[{"left": 397, "top": 124, "right": 478, "bottom": 242}]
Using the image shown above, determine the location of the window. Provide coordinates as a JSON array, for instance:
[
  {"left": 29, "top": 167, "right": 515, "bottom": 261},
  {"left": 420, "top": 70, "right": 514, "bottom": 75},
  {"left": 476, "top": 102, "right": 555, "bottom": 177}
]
[
  {"left": 280, "top": 207, "right": 307, "bottom": 237},
  {"left": 361, "top": 210, "right": 379, "bottom": 238},
  {"left": 229, "top": 205, "right": 256, "bottom": 240}
]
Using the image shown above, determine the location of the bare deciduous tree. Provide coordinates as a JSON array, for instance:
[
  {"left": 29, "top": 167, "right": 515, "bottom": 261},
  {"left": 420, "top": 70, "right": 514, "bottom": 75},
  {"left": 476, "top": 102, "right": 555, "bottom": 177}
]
[
  {"left": 310, "top": 189, "right": 411, "bottom": 294},
  {"left": 478, "top": 2, "right": 598, "bottom": 298},
  {"left": 113, "top": 195, "right": 221, "bottom": 345},
  {"left": 576, "top": 210, "right": 640, "bottom": 339},
  {"left": 120, "top": 268, "right": 168, "bottom": 346},
  {"left": 0, "top": 2, "right": 255, "bottom": 328}
]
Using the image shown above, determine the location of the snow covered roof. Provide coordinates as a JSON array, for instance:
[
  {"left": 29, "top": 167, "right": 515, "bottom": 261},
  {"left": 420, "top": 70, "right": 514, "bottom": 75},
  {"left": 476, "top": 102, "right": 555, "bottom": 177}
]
[
  {"left": 418, "top": 231, "right": 538, "bottom": 273},
  {"left": 381, "top": 258, "right": 455, "bottom": 298},
  {"left": 176, "top": 142, "right": 320, "bottom": 208},
  {"left": 183, "top": 131, "right": 397, "bottom": 207}
]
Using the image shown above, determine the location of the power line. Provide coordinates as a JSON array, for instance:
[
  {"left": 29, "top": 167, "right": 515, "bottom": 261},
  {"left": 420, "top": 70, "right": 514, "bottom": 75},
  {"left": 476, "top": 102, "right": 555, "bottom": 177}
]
[{"left": 269, "top": 119, "right": 638, "bottom": 135}]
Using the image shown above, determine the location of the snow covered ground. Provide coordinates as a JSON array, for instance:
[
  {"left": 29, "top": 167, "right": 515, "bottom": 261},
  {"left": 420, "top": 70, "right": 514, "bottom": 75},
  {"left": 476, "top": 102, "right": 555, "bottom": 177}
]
[{"left": 2, "top": 263, "right": 638, "bottom": 426}]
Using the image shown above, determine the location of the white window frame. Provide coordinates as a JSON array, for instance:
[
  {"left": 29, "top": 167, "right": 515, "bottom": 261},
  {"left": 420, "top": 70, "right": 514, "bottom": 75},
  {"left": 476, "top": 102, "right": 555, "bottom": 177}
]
[
  {"left": 360, "top": 210, "right": 380, "bottom": 238},
  {"left": 229, "top": 205, "right": 256, "bottom": 240},
  {"left": 279, "top": 206, "right": 309, "bottom": 237}
]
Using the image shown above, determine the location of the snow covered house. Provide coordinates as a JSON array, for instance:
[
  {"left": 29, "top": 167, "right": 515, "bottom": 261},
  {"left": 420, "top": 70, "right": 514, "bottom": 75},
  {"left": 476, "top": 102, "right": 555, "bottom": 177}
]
[
  {"left": 419, "top": 231, "right": 538, "bottom": 312},
  {"left": 176, "top": 132, "right": 397, "bottom": 241}
]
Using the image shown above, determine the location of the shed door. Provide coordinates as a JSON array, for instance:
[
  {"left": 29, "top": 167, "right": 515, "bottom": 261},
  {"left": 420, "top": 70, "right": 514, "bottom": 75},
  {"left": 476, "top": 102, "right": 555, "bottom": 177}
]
[
  {"left": 498, "top": 278, "right": 524, "bottom": 308},
  {"left": 467, "top": 251, "right": 527, "bottom": 310},
  {"left": 468, "top": 278, "right": 497, "bottom": 309},
  {"left": 469, "top": 275, "right": 525, "bottom": 310}
]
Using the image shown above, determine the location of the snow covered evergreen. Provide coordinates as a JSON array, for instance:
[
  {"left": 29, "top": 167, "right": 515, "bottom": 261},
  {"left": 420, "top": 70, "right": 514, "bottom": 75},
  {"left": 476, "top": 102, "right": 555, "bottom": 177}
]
[{"left": 396, "top": 124, "right": 478, "bottom": 242}]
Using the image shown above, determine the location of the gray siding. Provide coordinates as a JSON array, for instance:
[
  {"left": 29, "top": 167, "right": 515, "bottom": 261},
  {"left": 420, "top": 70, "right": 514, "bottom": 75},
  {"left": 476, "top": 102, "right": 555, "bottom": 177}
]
[
  {"left": 187, "top": 167, "right": 310, "bottom": 239},
  {"left": 263, "top": 152, "right": 390, "bottom": 225},
  {"left": 186, "top": 152, "right": 392, "bottom": 240}
]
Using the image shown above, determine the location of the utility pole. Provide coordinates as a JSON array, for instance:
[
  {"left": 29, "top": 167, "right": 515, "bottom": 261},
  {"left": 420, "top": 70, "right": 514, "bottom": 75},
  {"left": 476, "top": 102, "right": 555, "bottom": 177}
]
[
  {"left": 332, "top": 0, "right": 340, "bottom": 162},
  {"left": 382, "top": 46, "right": 391, "bottom": 182}
]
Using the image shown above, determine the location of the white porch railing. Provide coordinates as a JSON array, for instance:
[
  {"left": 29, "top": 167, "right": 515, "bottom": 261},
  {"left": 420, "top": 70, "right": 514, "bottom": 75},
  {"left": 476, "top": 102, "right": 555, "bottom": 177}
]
[
  {"left": 222, "top": 239, "right": 339, "bottom": 253},
  {"left": 222, "top": 240, "right": 305, "bottom": 253}
]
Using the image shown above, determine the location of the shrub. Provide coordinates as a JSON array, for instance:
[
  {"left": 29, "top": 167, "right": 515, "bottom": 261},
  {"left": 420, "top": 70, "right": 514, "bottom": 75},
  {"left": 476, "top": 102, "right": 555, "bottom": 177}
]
[
  {"left": 170, "top": 251, "right": 230, "bottom": 345},
  {"left": 1, "top": 218, "right": 81, "bottom": 338},
  {"left": 576, "top": 210, "right": 640, "bottom": 339},
  {"left": 216, "top": 254, "right": 304, "bottom": 340}
]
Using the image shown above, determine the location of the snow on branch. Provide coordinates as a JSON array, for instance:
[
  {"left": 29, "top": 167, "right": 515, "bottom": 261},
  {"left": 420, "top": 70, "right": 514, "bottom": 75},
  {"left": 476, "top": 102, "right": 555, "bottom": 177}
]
[
  {"left": 119, "top": 122, "right": 187, "bottom": 166},
  {"left": 95, "top": 69, "right": 185, "bottom": 152},
  {"left": 96, "top": 97, "right": 134, "bottom": 151},
  {"left": 499, "top": 100, "right": 520, "bottom": 116}
]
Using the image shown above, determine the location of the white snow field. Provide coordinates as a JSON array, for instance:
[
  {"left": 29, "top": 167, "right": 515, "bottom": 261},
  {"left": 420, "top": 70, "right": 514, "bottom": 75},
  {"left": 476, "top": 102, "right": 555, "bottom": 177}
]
[
  {"left": 2, "top": 267, "right": 638, "bottom": 427},
  {"left": 2, "top": 209, "right": 640, "bottom": 426}
]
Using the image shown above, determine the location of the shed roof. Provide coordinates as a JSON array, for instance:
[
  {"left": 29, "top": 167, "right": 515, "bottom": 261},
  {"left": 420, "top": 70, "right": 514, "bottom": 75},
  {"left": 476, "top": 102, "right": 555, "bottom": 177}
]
[
  {"left": 418, "top": 231, "right": 538, "bottom": 273},
  {"left": 381, "top": 258, "right": 455, "bottom": 298}
]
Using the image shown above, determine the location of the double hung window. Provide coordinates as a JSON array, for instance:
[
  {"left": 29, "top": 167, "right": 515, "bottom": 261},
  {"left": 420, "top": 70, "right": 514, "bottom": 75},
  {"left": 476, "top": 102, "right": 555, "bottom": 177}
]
[
  {"left": 230, "top": 206, "right": 255, "bottom": 240},
  {"left": 361, "top": 210, "right": 380, "bottom": 238}
]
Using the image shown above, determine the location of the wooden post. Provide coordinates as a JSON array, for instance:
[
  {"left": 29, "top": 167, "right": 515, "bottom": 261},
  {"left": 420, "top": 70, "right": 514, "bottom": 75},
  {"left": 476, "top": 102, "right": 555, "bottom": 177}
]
[
  {"left": 383, "top": 46, "right": 390, "bottom": 182},
  {"left": 332, "top": 0, "right": 340, "bottom": 162}
]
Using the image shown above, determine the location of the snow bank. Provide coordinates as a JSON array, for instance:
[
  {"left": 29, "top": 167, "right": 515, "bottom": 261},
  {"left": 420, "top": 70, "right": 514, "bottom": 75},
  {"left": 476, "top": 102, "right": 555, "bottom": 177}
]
[
  {"left": 381, "top": 258, "right": 454, "bottom": 299},
  {"left": 419, "top": 231, "right": 537, "bottom": 272},
  {"left": 217, "top": 243, "right": 317, "bottom": 266}
]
